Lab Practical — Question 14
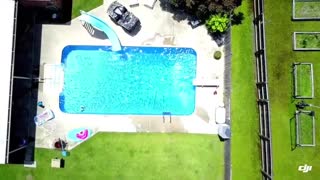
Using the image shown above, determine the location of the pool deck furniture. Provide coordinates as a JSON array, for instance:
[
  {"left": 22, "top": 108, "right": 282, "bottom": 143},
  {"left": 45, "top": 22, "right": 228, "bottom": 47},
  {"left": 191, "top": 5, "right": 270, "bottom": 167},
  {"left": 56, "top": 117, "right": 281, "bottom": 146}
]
[
  {"left": 130, "top": 0, "right": 139, "bottom": 7},
  {"left": 192, "top": 78, "right": 220, "bottom": 87},
  {"left": 34, "top": 109, "right": 55, "bottom": 126},
  {"left": 188, "top": 17, "right": 203, "bottom": 29},
  {"left": 144, "top": 0, "right": 157, "bottom": 9},
  {"left": 51, "top": 158, "right": 61, "bottom": 168},
  {"left": 215, "top": 106, "right": 226, "bottom": 124},
  {"left": 218, "top": 124, "right": 231, "bottom": 140}
]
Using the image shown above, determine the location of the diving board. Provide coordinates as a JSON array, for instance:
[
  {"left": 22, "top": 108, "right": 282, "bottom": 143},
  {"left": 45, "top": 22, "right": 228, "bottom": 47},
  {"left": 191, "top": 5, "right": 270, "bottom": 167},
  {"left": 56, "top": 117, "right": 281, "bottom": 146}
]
[{"left": 193, "top": 78, "right": 220, "bottom": 87}]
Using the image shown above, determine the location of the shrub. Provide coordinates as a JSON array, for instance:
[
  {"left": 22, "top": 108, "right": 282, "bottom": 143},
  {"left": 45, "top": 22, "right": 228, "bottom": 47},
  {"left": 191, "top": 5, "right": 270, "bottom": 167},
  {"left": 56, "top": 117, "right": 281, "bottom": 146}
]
[
  {"left": 167, "top": 0, "right": 243, "bottom": 21},
  {"left": 214, "top": 51, "right": 222, "bottom": 60},
  {"left": 205, "top": 14, "right": 230, "bottom": 33}
]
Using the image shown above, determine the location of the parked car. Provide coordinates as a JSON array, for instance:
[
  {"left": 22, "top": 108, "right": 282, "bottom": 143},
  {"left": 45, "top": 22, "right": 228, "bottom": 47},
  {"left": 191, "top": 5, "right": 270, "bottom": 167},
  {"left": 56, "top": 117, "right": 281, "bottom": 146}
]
[{"left": 107, "top": 1, "right": 140, "bottom": 32}]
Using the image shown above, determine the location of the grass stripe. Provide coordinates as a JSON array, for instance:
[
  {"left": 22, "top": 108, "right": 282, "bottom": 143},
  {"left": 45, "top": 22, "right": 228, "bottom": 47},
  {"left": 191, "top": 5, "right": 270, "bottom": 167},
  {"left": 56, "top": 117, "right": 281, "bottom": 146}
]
[{"left": 231, "top": 0, "right": 261, "bottom": 179}]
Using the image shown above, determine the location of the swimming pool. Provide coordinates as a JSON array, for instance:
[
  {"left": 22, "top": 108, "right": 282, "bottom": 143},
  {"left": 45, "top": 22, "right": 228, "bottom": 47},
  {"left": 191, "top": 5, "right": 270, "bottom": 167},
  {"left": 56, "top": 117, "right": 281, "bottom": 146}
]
[{"left": 60, "top": 45, "right": 197, "bottom": 115}]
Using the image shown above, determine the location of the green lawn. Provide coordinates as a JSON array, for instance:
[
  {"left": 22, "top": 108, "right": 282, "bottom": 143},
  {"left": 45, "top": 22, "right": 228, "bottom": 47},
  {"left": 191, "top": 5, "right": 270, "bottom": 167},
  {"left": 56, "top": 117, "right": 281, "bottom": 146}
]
[
  {"left": 295, "top": 64, "right": 313, "bottom": 97},
  {"left": 295, "top": 2, "right": 320, "bottom": 18},
  {"left": 265, "top": 0, "right": 320, "bottom": 179},
  {"left": 231, "top": 0, "right": 261, "bottom": 179},
  {"left": 72, "top": 0, "right": 103, "bottom": 19},
  {"left": 297, "top": 112, "right": 314, "bottom": 145},
  {"left": 0, "top": 133, "right": 224, "bottom": 180}
]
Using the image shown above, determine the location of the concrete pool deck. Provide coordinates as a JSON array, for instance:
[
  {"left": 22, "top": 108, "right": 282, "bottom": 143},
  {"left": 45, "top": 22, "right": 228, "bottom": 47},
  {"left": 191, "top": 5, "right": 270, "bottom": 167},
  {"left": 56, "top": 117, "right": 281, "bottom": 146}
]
[{"left": 36, "top": 0, "right": 226, "bottom": 149}]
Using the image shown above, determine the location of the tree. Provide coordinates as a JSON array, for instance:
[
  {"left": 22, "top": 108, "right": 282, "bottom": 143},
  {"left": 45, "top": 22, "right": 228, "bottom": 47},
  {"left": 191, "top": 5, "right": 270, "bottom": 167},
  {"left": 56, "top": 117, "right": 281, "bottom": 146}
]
[
  {"left": 168, "top": 0, "right": 243, "bottom": 20},
  {"left": 169, "top": 0, "right": 185, "bottom": 8},
  {"left": 195, "top": 4, "right": 209, "bottom": 20},
  {"left": 205, "top": 14, "right": 230, "bottom": 33}
]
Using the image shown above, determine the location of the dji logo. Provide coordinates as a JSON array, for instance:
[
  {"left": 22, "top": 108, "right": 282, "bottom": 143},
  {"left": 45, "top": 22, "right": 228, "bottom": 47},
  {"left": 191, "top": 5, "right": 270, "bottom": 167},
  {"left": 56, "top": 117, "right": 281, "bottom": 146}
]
[{"left": 298, "top": 164, "right": 312, "bottom": 173}]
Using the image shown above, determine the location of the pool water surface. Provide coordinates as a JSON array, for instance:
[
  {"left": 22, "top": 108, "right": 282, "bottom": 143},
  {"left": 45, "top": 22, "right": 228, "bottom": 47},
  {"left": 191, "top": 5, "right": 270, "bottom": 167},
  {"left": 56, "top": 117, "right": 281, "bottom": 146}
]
[{"left": 59, "top": 45, "right": 197, "bottom": 115}]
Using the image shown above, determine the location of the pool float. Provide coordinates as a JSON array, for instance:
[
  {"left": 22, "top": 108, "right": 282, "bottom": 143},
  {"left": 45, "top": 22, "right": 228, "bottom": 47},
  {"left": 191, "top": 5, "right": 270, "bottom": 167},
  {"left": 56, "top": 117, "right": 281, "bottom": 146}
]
[{"left": 67, "top": 128, "right": 92, "bottom": 142}]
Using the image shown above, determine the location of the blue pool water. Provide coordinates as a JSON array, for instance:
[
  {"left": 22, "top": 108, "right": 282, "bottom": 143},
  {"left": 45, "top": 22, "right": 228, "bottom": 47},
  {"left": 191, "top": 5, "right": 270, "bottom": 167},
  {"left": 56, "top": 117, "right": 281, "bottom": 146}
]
[{"left": 60, "top": 45, "right": 197, "bottom": 115}]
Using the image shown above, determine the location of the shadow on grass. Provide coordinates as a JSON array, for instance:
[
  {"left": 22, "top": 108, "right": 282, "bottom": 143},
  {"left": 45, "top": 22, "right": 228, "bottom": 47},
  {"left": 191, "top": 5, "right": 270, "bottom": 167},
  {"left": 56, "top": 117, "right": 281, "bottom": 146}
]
[
  {"left": 290, "top": 116, "right": 298, "bottom": 151},
  {"left": 218, "top": 135, "right": 230, "bottom": 142},
  {"left": 291, "top": 63, "right": 297, "bottom": 103}
]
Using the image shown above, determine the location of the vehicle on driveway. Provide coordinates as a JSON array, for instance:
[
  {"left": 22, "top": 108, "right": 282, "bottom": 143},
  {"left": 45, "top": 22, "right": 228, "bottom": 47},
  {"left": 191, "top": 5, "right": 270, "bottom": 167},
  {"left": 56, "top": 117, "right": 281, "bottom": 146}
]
[{"left": 107, "top": 1, "right": 140, "bottom": 32}]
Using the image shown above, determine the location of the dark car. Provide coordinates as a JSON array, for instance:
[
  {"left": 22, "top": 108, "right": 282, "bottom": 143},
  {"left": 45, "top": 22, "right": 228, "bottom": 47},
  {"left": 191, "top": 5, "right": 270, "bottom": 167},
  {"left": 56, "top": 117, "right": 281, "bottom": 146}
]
[{"left": 107, "top": 1, "right": 140, "bottom": 32}]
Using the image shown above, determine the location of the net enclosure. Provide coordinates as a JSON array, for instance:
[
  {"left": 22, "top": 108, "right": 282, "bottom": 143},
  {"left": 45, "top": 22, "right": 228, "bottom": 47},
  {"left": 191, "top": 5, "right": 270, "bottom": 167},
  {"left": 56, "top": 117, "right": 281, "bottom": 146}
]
[
  {"left": 293, "top": 63, "right": 314, "bottom": 99},
  {"left": 295, "top": 110, "right": 315, "bottom": 147}
]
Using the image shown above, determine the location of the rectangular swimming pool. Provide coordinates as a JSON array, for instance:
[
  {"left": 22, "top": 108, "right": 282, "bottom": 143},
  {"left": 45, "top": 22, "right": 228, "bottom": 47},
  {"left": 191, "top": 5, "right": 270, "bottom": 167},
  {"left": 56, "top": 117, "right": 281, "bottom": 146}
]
[{"left": 60, "top": 45, "right": 197, "bottom": 115}]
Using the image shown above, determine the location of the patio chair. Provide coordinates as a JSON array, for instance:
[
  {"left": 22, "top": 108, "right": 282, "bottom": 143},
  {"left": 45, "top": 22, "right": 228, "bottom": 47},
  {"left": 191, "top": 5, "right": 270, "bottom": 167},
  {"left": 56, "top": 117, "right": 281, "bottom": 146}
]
[{"left": 144, "top": 0, "right": 157, "bottom": 9}]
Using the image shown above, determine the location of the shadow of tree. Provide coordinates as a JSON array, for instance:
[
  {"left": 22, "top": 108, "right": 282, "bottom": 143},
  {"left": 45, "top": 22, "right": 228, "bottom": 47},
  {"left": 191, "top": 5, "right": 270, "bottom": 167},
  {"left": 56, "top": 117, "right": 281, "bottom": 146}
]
[
  {"left": 231, "top": 12, "right": 244, "bottom": 25},
  {"left": 158, "top": 0, "right": 231, "bottom": 47},
  {"left": 159, "top": 0, "right": 193, "bottom": 23}
]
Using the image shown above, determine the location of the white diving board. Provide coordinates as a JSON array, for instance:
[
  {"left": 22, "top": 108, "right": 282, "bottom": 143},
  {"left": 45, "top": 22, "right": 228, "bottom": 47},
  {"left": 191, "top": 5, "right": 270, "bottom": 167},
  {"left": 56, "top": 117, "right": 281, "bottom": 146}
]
[{"left": 193, "top": 78, "right": 220, "bottom": 87}]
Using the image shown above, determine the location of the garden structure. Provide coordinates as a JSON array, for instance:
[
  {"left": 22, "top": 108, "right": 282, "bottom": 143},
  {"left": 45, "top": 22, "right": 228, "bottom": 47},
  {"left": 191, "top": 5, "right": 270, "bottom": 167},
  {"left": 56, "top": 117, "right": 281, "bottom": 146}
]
[
  {"left": 293, "top": 0, "right": 320, "bottom": 20},
  {"left": 295, "top": 110, "right": 315, "bottom": 147},
  {"left": 293, "top": 32, "right": 320, "bottom": 50},
  {"left": 292, "top": 63, "right": 314, "bottom": 99}
]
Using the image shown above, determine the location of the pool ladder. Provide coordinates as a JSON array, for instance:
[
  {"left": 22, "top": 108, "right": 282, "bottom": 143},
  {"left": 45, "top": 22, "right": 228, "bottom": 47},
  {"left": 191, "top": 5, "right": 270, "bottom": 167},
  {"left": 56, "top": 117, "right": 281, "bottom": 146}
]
[{"left": 162, "top": 112, "right": 172, "bottom": 123}]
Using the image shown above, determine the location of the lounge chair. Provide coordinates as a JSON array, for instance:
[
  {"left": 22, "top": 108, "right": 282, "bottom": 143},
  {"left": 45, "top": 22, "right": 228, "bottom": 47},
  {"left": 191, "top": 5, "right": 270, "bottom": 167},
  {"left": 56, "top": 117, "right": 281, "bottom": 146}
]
[
  {"left": 215, "top": 106, "right": 226, "bottom": 124},
  {"left": 144, "top": 0, "right": 157, "bottom": 9},
  {"left": 34, "top": 109, "right": 55, "bottom": 126}
]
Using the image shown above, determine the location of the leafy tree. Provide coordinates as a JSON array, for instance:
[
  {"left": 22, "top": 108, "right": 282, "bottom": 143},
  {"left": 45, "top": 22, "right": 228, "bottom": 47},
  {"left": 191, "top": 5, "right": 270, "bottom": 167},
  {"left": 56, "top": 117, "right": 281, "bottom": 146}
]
[
  {"left": 205, "top": 14, "right": 230, "bottom": 33},
  {"left": 169, "top": 0, "right": 185, "bottom": 8},
  {"left": 165, "top": 0, "right": 242, "bottom": 35},
  {"left": 168, "top": 0, "right": 242, "bottom": 20},
  {"left": 195, "top": 4, "right": 209, "bottom": 20}
]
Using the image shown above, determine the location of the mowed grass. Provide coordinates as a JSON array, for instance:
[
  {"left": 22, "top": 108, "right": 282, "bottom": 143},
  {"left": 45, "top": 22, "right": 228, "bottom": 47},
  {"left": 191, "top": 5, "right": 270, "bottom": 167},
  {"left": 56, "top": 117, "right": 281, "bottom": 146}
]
[
  {"left": 265, "top": 0, "right": 320, "bottom": 179},
  {"left": 295, "top": 2, "right": 320, "bottom": 18},
  {"left": 298, "top": 112, "right": 314, "bottom": 145},
  {"left": 296, "top": 64, "right": 313, "bottom": 97},
  {"left": 72, "top": 0, "right": 103, "bottom": 19},
  {"left": 296, "top": 33, "right": 320, "bottom": 49},
  {"left": 0, "top": 133, "right": 224, "bottom": 180},
  {"left": 231, "top": 0, "right": 261, "bottom": 179}
]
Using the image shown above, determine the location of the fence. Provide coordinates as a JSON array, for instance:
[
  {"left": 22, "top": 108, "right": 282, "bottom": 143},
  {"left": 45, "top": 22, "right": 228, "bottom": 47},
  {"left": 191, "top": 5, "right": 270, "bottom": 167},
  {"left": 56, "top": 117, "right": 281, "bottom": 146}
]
[
  {"left": 223, "top": 28, "right": 232, "bottom": 180},
  {"left": 253, "top": 0, "right": 273, "bottom": 179}
]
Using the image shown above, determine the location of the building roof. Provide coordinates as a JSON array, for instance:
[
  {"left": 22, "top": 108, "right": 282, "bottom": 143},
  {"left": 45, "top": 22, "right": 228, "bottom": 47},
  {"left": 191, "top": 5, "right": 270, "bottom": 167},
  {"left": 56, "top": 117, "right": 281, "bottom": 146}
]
[{"left": 0, "top": 0, "right": 16, "bottom": 164}]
